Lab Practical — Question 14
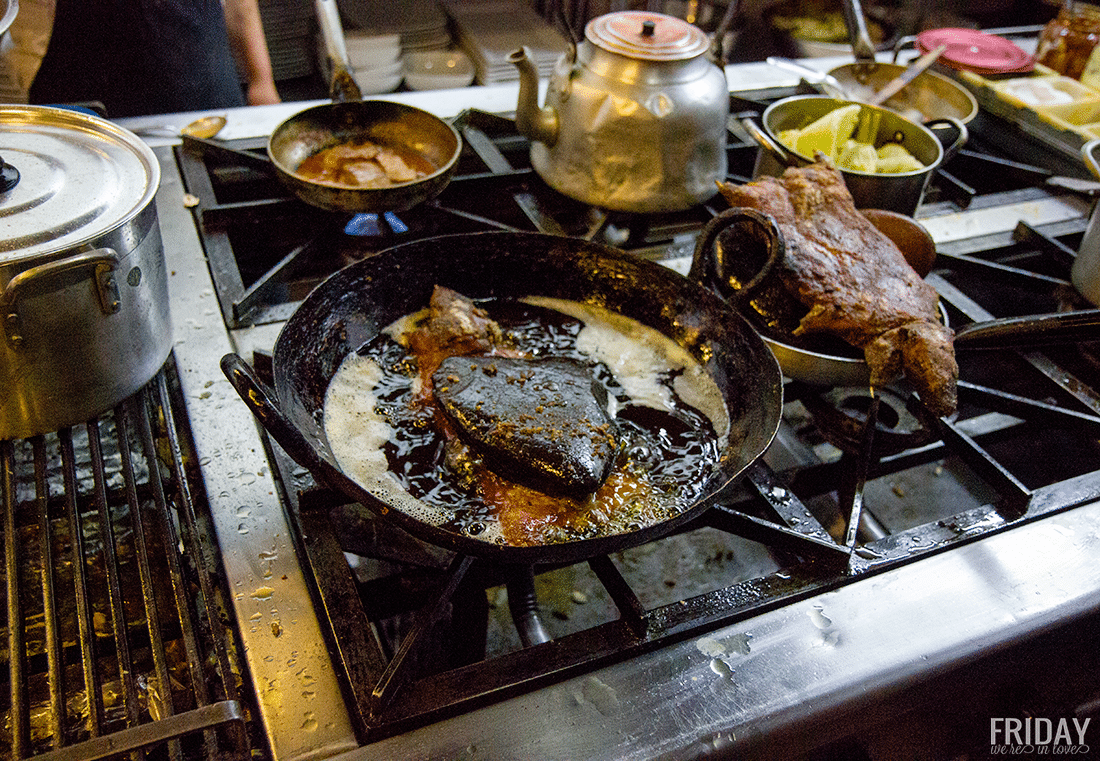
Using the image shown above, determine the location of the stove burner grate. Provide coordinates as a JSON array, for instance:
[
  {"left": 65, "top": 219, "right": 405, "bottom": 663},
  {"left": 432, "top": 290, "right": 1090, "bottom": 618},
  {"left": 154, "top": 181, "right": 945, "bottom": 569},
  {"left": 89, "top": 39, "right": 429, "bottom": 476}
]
[{"left": 0, "top": 362, "right": 260, "bottom": 760}]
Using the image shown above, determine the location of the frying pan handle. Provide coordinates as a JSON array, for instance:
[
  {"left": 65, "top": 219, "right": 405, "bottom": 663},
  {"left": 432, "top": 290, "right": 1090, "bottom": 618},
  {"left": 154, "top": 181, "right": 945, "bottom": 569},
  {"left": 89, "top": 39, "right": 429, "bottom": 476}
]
[
  {"left": 220, "top": 353, "right": 335, "bottom": 479},
  {"left": 953, "top": 309, "right": 1100, "bottom": 350},
  {"left": 689, "top": 207, "right": 786, "bottom": 307}
]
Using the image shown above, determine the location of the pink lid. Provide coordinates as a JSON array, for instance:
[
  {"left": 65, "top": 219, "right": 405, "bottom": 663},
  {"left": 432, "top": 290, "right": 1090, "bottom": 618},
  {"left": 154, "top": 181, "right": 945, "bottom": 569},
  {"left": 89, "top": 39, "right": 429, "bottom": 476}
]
[{"left": 916, "top": 28, "right": 1034, "bottom": 74}]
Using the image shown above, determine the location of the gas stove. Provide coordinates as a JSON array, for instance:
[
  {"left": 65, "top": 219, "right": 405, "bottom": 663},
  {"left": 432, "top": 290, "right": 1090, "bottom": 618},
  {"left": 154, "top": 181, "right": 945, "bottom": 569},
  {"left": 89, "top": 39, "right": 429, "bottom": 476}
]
[{"left": 14, "top": 63, "right": 1097, "bottom": 760}]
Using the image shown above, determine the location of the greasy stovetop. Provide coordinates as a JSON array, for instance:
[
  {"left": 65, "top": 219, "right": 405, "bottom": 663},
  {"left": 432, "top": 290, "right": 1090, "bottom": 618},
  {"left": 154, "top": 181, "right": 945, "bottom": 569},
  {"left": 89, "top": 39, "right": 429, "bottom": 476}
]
[{"left": 128, "top": 60, "right": 1100, "bottom": 760}]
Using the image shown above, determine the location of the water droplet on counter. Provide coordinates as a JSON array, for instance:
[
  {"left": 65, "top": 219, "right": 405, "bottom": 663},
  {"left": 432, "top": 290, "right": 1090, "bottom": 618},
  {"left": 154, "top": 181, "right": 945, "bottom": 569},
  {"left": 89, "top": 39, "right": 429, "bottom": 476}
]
[
  {"left": 301, "top": 713, "right": 318, "bottom": 732},
  {"left": 251, "top": 586, "right": 275, "bottom": 600},
  {"left": 237, "top": 523, "right": 249, "bottom": 534},
  {"left": 808, "top": 606, "right": 832, "bottom": 629},
  {"left": 709, "top": 657, "right": 733, "bottom": 679}
]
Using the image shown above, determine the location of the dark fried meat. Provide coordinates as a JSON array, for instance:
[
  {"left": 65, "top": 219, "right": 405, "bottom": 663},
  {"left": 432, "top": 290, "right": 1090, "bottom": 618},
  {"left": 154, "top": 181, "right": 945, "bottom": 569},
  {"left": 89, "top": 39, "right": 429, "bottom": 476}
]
[{"left": 718, "top": 160, "right": 958, "bottom": 415}]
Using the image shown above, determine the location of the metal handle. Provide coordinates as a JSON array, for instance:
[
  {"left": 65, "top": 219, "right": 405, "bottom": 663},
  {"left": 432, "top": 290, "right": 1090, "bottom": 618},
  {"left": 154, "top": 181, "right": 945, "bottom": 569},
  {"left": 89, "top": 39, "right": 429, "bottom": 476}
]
[
  {"left": 220, "top": 353, "right": 341, "bottom": 487},
  {"left": 315, "top": 0, "right": 361, "bottom": 102},
  {"left": 1082, "top": 139, "right": 1100, "bottom": 181},
  {"left": 765, "top": 57, "right": 850, "bottom": 100},
  {"left": 841, "top": 0, "right": 877, "bottom": 72},
  {"left": 688, "top": 207, "right": 786, "bottom": 307},
  {"left": 741, "top": 116, "right": 795, "bottom": 167},
  {"left": 954, "top": 309, "right": 1100, "bottom": 350},
  {"left": 924, "top": 117, "right": 969, "bottom": 164},
  {"left": 2, "top": 249, "right": 120, "bottom": 348}
]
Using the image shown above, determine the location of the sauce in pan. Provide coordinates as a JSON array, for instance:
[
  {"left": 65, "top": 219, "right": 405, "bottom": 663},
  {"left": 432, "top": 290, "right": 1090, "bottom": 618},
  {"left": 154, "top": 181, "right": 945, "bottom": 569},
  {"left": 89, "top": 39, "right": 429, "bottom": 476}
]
[
  {"left": 296, "top": 139, "right": 436, "bottom": 188},
  {"left": 322, "top": 295, "right": 730, "bottom": 547}
]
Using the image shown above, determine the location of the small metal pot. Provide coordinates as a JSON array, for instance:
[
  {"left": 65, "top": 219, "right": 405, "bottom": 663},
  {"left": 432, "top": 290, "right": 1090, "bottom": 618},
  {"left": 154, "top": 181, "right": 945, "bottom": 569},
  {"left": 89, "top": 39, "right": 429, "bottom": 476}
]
[
  {"left": 0, "top": 106, "right": 170, "bottom": 440},
  {"left": 743, "top": 95, "right": 967, "bottom": 215}
]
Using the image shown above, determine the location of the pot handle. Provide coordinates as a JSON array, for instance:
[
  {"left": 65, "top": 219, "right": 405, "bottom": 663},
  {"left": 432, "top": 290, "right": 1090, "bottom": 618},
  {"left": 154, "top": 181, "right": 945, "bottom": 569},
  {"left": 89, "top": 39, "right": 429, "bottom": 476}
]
[
  {"left": 1082, "top": 139, "right": 1100, "bottom": 180},
  {"left": 953, "top": 309, "right": 1100, "bottom": 350},
  {"left": 688, "top": 207, "right": 786, "bottom": 307},
  {"left": 220, "top": 353, "right": 336, "bottom": 481},
  {"left": 2, "top": 249, "right": 121, "bottom": 348},
  {"left": 924, "top": 117, "right": 968, "bottom": 164},
  {"left": 741, "top": 117, "right": 796, "bottom": 168}
]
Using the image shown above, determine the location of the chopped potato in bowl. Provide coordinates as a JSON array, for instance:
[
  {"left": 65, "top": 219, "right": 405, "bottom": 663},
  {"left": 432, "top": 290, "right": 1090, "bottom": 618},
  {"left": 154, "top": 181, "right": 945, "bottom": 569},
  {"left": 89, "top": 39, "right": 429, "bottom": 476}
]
[{"left": 775, "top": 103, "right": 926, "bottom": 175}]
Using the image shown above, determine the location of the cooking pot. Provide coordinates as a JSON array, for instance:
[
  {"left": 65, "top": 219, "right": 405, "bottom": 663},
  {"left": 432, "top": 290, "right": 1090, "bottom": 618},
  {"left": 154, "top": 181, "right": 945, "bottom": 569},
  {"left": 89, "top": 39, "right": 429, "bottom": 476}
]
[
  {"left": 0, "top": 106, "right": 169, "bottom": 440},
  {"left": 507, "top": 10, "right": 729, "bottom": 213},
  {"left": 743, "top": 95, "right": 967, "bottom": 215},
  {"left": 690, "top": 208, "right": 1100, "bottom": 388},
  {"left": 221, "top": 231, "right": 783, "bottom": 565},
  {"left": 766, "top": 57, "right": 978, "bottom": 125},
  {"left": 1074, "top": 139, "right": 1100, "bottom": 306},
  {"left": 266, "top": 0, "right": 461, "bottom": 214}
]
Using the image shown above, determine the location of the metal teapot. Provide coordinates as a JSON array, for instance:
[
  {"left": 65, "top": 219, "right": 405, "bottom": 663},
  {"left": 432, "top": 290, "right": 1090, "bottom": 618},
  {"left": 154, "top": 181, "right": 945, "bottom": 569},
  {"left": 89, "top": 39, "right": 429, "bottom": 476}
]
[{"left": 508, "top": 11, "right": 729, "bottom": 214}]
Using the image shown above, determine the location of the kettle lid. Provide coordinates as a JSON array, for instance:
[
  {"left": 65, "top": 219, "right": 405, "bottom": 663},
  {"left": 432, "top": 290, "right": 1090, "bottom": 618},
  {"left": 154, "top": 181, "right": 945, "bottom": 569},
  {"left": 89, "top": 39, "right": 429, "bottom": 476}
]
[{"left": 586, "top": 11, "right": 710, "bottom": 61}]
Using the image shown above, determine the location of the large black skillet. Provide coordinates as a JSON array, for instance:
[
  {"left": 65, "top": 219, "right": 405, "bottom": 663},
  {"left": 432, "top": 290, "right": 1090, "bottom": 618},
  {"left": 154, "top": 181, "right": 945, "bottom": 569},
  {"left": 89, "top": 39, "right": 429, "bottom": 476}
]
[{"left": 221, "top": 231, "right": 784, "bottom": 565}]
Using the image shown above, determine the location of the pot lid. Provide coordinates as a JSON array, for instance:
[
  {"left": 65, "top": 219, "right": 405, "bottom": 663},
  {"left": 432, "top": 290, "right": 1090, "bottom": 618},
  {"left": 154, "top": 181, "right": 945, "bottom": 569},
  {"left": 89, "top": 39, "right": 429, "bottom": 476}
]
[
  {"left": 0, "top": 105, "right": 160, "bottom": 262},
  {"left": 586, "top": 11, "right": 710, "bottom": 61},
  {"left": 916, "top": 28, "right": 1034, "bottom": 75}
]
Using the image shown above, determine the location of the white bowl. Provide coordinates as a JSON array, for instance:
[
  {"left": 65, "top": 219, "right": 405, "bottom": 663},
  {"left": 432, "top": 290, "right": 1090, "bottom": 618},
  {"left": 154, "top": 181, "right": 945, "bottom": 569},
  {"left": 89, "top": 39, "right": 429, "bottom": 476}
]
[
  {"left": 353, "top": 60, "right": 404, "bottom": 95},
  {"left": 345, "top": 33, "right": 402, "bottom": 69},
  {"left": 403, "top": 50, "right": 475, "bottom": 91}
]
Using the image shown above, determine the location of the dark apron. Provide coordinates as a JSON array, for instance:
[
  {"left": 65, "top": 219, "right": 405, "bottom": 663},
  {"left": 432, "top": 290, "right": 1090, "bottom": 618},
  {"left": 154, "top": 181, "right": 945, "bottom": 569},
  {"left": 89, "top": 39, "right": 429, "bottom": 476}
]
[{"left": 30, "top": 0, "right": 246, "bottom": 117}]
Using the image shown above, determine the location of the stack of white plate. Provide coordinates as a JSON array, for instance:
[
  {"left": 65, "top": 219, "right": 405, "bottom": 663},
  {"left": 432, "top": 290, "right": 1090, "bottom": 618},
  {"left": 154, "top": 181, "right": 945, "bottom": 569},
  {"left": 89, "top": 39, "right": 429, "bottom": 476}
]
[
  {"left": 442, "top": 0, "right": 568, "bottom": 85},
  {"left": 259, "top": 0, "right": 316, "bottom": 80},
  {"left": 342, "top": 0, "right": 452, "bottom": 54},
  {"left": 346, "top": 31, "right": 404, "bottom": 94}
]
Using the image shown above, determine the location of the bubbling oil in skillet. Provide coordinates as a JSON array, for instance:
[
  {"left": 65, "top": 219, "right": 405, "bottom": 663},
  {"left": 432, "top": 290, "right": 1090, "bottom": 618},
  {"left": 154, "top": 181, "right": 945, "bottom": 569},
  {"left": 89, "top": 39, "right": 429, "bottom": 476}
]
[{"left": 323, "top": 296, "right": 730, "bottom": 547}]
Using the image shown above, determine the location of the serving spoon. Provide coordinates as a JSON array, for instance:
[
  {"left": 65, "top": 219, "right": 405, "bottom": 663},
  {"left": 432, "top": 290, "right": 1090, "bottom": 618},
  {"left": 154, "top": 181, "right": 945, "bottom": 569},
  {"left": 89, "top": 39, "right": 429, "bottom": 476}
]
[{"left": 134, "top": 115, "right": 228, "bottom": 139}]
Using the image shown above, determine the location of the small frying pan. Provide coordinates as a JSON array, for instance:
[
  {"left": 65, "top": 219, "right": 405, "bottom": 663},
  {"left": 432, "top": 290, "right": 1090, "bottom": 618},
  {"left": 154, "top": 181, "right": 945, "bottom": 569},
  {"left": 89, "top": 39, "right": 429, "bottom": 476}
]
[
  {"left": 690, "top": 208, "right": 1100, "bottom": 387},
  {"left": 221, "top": 231, "right": 784, "bottom": 565},
  {"left": 265, "top": 0, "right": 461, "bottom": 213}
]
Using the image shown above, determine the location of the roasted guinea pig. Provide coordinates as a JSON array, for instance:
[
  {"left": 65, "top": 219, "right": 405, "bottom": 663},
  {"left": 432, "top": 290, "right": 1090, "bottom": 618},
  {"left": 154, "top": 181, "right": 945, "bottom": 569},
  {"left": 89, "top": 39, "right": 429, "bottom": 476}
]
[{"left": 717, "top": 159, "right": 958, "bottom": 415}]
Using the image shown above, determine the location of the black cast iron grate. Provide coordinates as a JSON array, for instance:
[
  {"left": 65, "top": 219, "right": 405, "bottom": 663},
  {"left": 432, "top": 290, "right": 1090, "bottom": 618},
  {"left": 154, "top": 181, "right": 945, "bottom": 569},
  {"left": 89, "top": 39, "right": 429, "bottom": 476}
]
[{"left": 0, "top": 361, "right": 259, "bottom": 761}]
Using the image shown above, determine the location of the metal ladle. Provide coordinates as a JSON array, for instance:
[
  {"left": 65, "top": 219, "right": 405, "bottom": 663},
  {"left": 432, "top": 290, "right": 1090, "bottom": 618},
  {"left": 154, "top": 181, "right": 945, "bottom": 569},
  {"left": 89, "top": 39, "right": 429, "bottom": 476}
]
[{"left": 134, "top": 115, "right": 227, "bottom": 140}]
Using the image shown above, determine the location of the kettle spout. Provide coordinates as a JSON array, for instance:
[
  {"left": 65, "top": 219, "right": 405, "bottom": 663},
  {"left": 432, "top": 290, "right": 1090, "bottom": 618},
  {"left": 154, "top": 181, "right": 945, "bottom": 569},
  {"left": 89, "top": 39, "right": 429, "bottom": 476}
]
[{"left": 507, "top": 46, "right": 559, "bottom": 146}]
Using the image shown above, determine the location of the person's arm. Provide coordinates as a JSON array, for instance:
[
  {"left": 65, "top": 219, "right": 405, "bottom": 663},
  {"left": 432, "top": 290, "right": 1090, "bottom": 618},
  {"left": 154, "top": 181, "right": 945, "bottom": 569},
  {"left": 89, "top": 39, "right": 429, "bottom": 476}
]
[{"left": 222, "top": 0, "right": 281, "bottom": 105}]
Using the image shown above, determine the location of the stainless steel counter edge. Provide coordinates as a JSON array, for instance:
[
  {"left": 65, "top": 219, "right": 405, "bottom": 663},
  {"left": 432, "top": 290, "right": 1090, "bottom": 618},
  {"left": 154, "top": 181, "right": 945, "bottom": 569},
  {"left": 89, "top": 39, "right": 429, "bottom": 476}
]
[
  {"left": 327, "top": 495, "right": 1100, "bottom": 761},
  {"left": 116, "top": 60, "right": 828, "bottom": 144},
  {"left": 155, "top": 148, "right": 360, "bottom": 760}
]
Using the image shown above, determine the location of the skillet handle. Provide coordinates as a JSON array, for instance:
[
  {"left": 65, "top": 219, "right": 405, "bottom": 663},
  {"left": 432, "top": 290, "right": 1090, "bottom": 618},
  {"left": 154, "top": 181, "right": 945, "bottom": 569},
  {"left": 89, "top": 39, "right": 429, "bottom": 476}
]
[
  {"left": 953, "top": 309, "right": 1100, "bottom": 350},
  {"left": 220, "top": 353, "right": 335, "bottom": 479},
  {"left": 688, "top": 207, "right": 786, "bottom": 307}
]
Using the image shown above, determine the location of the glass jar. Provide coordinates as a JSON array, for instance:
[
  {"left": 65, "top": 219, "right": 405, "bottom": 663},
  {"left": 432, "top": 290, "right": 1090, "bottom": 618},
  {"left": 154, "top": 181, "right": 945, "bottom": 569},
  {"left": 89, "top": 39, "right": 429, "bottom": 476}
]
[{"left": 1037, "top": 2, "right": 1100, "bottom": 80}]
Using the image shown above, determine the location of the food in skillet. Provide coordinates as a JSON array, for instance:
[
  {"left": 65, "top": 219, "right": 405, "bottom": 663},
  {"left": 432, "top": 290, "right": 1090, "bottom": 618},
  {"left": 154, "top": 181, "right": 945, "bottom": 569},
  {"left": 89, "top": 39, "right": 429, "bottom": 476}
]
[
  {"left": 718, "top": 159, "right": 958, "bottom": 415},
  {"left": 322, "top": 285, "right": 730, "bottom": 546},
  {"left": 296, "top": 139, "right": 434, "bottom": 188}
]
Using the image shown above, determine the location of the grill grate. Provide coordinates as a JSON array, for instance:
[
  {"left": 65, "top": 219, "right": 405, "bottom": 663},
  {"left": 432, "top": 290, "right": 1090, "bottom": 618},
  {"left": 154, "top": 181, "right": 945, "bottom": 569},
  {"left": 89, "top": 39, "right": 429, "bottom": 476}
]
[{"left": 0, "top": 362, "right": 256, "bottom": 760}]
